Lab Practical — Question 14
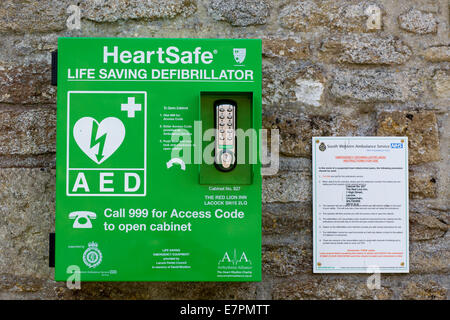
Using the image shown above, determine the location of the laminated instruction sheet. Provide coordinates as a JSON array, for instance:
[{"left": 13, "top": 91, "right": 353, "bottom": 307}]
[{"left": 312, "top": 137, "right": 409, "bottom": 273}]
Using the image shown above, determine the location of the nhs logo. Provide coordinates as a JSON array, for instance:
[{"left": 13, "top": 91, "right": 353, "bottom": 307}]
[{"left": 391, "top": 143, "right": 403, "bottom": 149}]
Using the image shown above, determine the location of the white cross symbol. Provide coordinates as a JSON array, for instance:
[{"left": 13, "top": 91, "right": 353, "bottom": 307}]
[{"left": 121, "top": 97, "right": 141, "bottom": 118}]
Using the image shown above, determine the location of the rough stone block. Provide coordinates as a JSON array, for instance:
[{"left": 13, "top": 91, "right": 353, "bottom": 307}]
[
  {"left": 410, "top": 236, "right": 449, "bottom": 274},
  {"left": 293, "top": 79, "right": 324, "bottom": 107},
  {"left": 0, "top": 0, "right": 197, "bottom": 33},
  {"left": 208, "top": 0, "right": 269, "bottom": 26},
  {"left": 409, "top": 168, "right": 437, "bottom": 199},
  {"left": 262, "top": 244, "right": 312, "bottom": 276},
  {"left": 377, "top": 111, "right": 440, "bottom": 165},
  {"left": 279, "top": 1, "right": 384, "bottom": 33},
  {"left": 262, "top": 37, "right": 310, "bottom": 60},
  {"left": 410, "top": 212, "right": 448, "bottom": 241},
  {"left": 0, "top": 168, "right": 55, "bottom": 279},
  {"left": 80, "top": 0, "right": 197, "bottom": 22},
  {"left": 262, "top": 203, "right": 311, "bottom": 236},
  {"left": 400, "top": 280, "right": 447, "bottom": 300},
  {"left": 320, "top": 34, "right": 411, "bottom": 65},
  {"left": 0, "top": 63, "right": 55, "bottom": 105},
  {"left": 0, "top": 1, "right": 68, "bottom": 33},
  {"left": 0, "top": 34, "right": 58, "bottom": 64},
  {"left": 0, "top": 108, "right": 56, "bottom": 155},
  {"left": 398, "top": 9, "right": 438, "bottom": 35},
  {"left": 423, "top": 46, "right": 450, "bottom": 62},
  {"left": 262, "top": 61, "right": 325, "bottom": 107},
  {"left": 262, "top": 171, "right": 311, "bottom": 203},
  {"left": 330, "top": 69, "right": 422, "bottom": 103},
  {"left": 279, "top": 0, "right": 324, "bottom": 32},
  {"left": 433, "top": 70, "right": 450, "bottom": 99}
]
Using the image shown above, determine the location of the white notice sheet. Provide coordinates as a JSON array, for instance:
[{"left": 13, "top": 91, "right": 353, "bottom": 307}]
[{"left": 312, "top": 137, "right": 409, "bottom": 273}]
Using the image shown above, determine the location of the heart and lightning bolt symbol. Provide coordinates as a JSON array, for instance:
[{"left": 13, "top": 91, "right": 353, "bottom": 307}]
[
  {"left": 72, "top": 96, "right": 141, "bottom": 164},
  {"left": 73, "top": 117, "right": 126, "bottom": 164}
]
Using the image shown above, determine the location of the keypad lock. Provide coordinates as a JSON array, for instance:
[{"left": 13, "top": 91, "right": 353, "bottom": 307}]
[{"left": 215, "top": 100, "right": 237, "bottom": 172}]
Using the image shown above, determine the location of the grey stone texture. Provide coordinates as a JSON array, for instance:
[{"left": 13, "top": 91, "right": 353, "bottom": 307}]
[
  {"left": 0, "top": 1, "right": 69, "bottom": 33},
  {"left": 409, "top": 168, "right": 438, "bottom": 199},
  {"left": 208, "top": 0, "right": 270, "bottom": 26},
  {"left": 279, "top": 0, "right": 385, "bottom": 33},
  {"left": 263, "top": 171, "right": 311, "bottom": 203},
  {"left": 0, "top": 169, "right": 55, "bottom": 280},
  {"left": 398, "top": 9, "right": 439, "bottom": 35},
  {"left": 330, "top": 69, "right": 423, "bottom": 103},
  {"left": 0, "top": 0, "right": 448, "bottom": 300},
  {"left": 262, "top": 61, "right": 326, "bottom": 107},
  {"left": 262, "top": 37, "right": 311, "bottom": 60},
  {"left": 423, "top": 46, "right": 450, "bottom": 62},
  {"left": 80, "top": 0, "right": 197, "bottom": 22},
  {"left": 0, "top": 0, "right": 197, "bottom": 33},
  {"left": 0, "top": 108, "right": 56, "bottom": 155},
  {"left": 320, "top": 34, "right": 412, "bottom": 65},
  {"left": 433, "top": 70, "right": 450, "bottom": 99}
]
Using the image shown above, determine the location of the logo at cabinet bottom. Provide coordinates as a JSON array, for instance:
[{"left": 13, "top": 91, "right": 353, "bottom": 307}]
[
  {"left": 83, "top": 242, "right": 103, "bottom": 268},
  {"left": 216, "top": 249, "right": 253, "bottom": 279}
]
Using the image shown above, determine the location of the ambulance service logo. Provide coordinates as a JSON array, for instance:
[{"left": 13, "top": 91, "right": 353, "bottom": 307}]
[
  {"left": 319, "top": 142, "right": 326, "bottom": 152},
  {"left": 83, "top": 242, "right": 102, "bottom": 268}
]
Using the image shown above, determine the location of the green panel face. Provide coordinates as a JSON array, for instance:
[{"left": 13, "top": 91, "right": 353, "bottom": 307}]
[{"left": 55, "top": 37, "right": 262, "bottom": 281}]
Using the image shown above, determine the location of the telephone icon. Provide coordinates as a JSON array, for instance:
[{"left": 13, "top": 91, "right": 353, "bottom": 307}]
[{"left": 69, "top": 211, "right": 96, "bottom": 229}]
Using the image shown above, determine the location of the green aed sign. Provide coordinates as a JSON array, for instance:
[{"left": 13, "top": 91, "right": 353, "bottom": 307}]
[{"left": 55, "top": 38, "right": 262, "bottom": 281}]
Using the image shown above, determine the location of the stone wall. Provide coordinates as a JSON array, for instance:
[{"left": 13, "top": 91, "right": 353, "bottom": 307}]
[{"left": 0, "top": 0, "right": 448, "bottom": 300}]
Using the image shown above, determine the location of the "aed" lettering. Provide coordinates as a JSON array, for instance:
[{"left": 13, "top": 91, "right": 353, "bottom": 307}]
[{"left": 71, "top": 172, "right": 141, "bottom": 194}]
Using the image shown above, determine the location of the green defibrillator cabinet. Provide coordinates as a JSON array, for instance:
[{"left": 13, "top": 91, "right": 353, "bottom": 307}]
[{"left": 55, "top": 38, "right": 262, "bottom": 281}]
